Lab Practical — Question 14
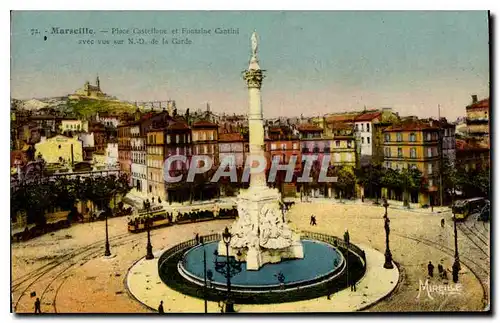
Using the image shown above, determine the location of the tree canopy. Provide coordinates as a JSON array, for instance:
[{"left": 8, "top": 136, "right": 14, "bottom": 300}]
[{"left": 11, "top": 173, "right": 131, "bottom": 225}]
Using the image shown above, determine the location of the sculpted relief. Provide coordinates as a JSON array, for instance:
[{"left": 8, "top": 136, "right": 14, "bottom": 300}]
[{"left": 259, "top": 203, "right": 293, "bottom": 249}]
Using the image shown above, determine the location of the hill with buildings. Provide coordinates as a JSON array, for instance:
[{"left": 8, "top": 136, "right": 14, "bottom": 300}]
[{"left": 67, "top": 97, "right": 137, "bottom": 118}]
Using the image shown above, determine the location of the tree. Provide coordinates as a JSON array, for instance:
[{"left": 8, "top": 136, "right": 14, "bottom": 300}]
[
  {"left": 14, "top": 180, "right": 55, "bottom": 226},
  {"left": 380, "top": 168, "right": 402, "bottom": 198},
  {"left": 53, "top": 177, "right": 78, "bottom": 210},
  {"left": 456, "top": 166, "right": 490, "bottom": 199},
  {"left": 356, "top": 164, "right": 383, "bottom": 202},
  {"left": 335, "top": 166, "right": 356, "bottom": 200},
  {"left": 400, "top": 167, "right": 424, "bottom": 207}
]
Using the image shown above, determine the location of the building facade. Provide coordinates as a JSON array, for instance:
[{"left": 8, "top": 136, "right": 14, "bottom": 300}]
[
  {"left": 35, "top": 135, "right": 83, "bottom": 165},
  {"left": 219, "top": 132, "right": 247, "bottom": 169},
  {"left": 146, "top": 128, "right": 166, "bottom": 199},
  {"left": 117, "top": 123, "right": 132, "bottom": 183},
  {"left": 354, "top": 111, "right": 382, "bottom": 166},
  {"left": 465, "top": 95, "right": 489, "bottom": 145},
  {"left": 105, "top": 142, "right": 119, "bottom": 169},
  {"left": 191, "top": 120, "right": 219, "bottom": 167},
  {"left": 456, "top": 139, "right": 490, "bottom": 171},
  {"left": 61, "top": 119, "right": 88, "bottom": 133},
  {"left": 382, "top": 122, "right": 441, "bottom": 205},
  {"left": 330, "top": 123, "right": 356, "bottom": 168},
  {"left": 130, "top": 123, "right": 148, "bottom": 194}
]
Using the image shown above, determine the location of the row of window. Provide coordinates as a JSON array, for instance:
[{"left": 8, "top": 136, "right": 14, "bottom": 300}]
[
  {"left": 360, "top": 137, "right": 371, "bottom": 144},
  {"left": 384, "top": 147, "right": 438, "bottom": 158},
  {"left": 384, "top": 162, "right": 435, "bottom": 175},
  {"left": 149, "top": 171, "right": 162, "bottom": 182},
  {"left": 384, "top": 132, "right": 438, "bottom": 143},
  {"left": 147, "top": 134, "right": 192, "bottom": 145},
  {"left": 270, "top": 143, "right": 299, "bottom": 151},
  {"left": 64, "top": 124, "right": 82, "bottom": 130},
  {"left": 302, "top": 133, "right": 322, "bottom": 139},
  {"left": 147, "top": 159, "right": 163, "bottom": 169},
  {"left": 192, "top": 131, "right": 216, "bottom": 141},
  {"left": 302, "top": 147, "right": 331, "bottom": 153},
  {"left": 355, "top": 123, "right": 370, "bottom": 132},
  {"left": 132, "top": 172, "right": 147, "bottom": 180},
  {"left": 194, "top": 145, "right": 217, "bottom": 155},
  {"left": 148, "top": 146, "right": 163, "bottom": 155}
]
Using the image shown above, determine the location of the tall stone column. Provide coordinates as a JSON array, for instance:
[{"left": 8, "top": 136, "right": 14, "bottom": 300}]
[{"left": 243, "top": 38, "right": 266, "bottom": 188}]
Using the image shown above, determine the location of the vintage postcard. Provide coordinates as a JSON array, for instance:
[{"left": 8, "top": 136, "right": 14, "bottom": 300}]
[{"left": 10, "top": 11, "right": 490, "bottom": 314}]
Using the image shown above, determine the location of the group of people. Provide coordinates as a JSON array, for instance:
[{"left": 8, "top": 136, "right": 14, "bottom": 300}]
[{"left": 427, "top": 261, "right": 450, "bottom": 280}]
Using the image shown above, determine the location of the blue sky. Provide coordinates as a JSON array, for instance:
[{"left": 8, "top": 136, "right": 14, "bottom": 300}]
[{"left": 11, "top": 11, "right": 489, "bottom": 119}]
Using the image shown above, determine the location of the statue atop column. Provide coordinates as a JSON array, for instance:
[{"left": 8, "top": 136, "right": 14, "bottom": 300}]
[
  {"left": 251, "top": 31, "right": 258, "bottom": 59},
  {"left": 248, "top": 31, "right": 261, "bottom": 71}
]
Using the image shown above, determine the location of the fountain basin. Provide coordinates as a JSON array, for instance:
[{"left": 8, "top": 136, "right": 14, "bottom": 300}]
[{"left": 175, "top": 240, "right": 345, "bottom": 293}]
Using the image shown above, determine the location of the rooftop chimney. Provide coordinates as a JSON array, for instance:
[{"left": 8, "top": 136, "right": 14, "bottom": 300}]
[{"left": 472, "top": 94, "right": 478, "bottom": 103}]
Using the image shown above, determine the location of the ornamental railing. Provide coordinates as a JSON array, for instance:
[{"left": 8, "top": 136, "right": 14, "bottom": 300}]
[
  {"left": 301, "top": 230, "right": 366, "bottom": 264},
  {"left": 158, "top": 233, "right": 221, "bottom": 270}
]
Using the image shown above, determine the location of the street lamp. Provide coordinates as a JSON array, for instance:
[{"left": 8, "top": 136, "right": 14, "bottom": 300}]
[
  {"left": 145, "top": 201, "right": 154, "bottom": 260},
  {"left": 452, "top": 210, "right": 461, "bottom": 282},
  {"left": 383, "top": 199, "right": 394, "bottom": 269},
  {"left": 104, "top": 199, "right": 111, "bottom": 257},
  {"left": 344, "top": 229, "right": 350, "bottom": 288},
  {"left": 214, "top": 227, "right": 243, "bottom": 313},
  {"left": 201, "top": 236, "right": 208, "bottom": 313}
]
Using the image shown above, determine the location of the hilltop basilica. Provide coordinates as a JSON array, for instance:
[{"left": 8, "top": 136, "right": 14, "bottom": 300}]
[{"left": 69, "top": 76, "right": 114, "bottom": 100}]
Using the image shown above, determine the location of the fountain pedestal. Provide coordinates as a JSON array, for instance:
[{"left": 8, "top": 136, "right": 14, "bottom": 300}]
[{"left": 218, "top": 186, "right": 304, "bottom": 270}]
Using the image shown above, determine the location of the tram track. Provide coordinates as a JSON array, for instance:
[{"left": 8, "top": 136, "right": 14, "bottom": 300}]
[
  {"left": 392, "top": 231, "right": 489, "bottom": 308},
  {"left": 12, "top": 232, "right": 140, "bottom": 313},
  {"left": 456, "top": 222, "right": 489, "bottom": 259},
  {"left": 12, "top": 232, "right": 128, "bottom": 289}
]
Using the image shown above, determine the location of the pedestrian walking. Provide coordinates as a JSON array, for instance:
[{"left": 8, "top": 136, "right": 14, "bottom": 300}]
[
  {"left": 344, "top": 230, "right": 350, "bottom": 245},
  {"left": 427, "top": 261, "right": 435, "bottom": 278},
  {"left": 441, "top": 218, "right": 445, "bottom": 228},
  {"left": 34, "top": 298, "right": 41, "bottom": 314},
  {"left": 158, "top": 300, "right": 164, "bottom": 313},
  {"left": 158, "top": 197, "right": 162, "bottom": 204},
  {"left": 310, "top": 215, "right": 314, "bottom": 226},
  {"left": 195, "top": 233, "right": 199, "bottom": 244},
  {"left": 437, "top": 264, "right": 443, "bottom": 275},
  {"left": 442, "top": 268, "right": 448, "bottom": 280},
  {"left": 152, "top": 197, "right": 155, "bottom": 204},
  {"left": 452, "top": 263, "right": 459, "bottom": 283},
  {"left": 313, "top": 216, "right": 317, "bottom": 226}
]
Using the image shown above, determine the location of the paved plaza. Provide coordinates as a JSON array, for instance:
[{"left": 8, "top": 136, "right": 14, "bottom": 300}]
[{"left": 11, "top": 200, "right": 489, "bottom": 313}]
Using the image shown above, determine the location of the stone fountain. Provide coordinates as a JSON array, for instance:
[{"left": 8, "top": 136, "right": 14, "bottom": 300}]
[{"left": 217, "top": 31, "right": 304, "bottom": 270}]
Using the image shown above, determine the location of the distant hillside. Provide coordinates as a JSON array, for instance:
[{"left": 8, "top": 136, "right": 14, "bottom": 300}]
[{"left": 68, "top": 98, "right": 137, "bottom": 118}]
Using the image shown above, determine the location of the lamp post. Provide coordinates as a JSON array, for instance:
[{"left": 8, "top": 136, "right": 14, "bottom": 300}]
[
  {"left": 145, "top": 201, "right": 154, "bottom": 260},
  {"left": 383, "top": 199, "right": 394, "bottom": 269},
  {"left": 201, "top": 236, "right": 208, "bottom": 313},
  {"left": 344, "top": 229, "right": 350, "bottom": 288},
  {"left": 104, "top": 199, "right": 111, "bottom": 257},
  {"left": 213, "top": 227, "right": 242, "bottom": 313},
  {"left": 222, "top": 227, "right": 233, "bottom": 312},
  {"left": 452, "top": 210, "right": 461, "bottom": 282}
]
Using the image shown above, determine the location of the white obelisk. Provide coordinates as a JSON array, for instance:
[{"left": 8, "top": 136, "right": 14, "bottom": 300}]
[{"left": 218, "top": 31, "right": 303, "bottom": 270}]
